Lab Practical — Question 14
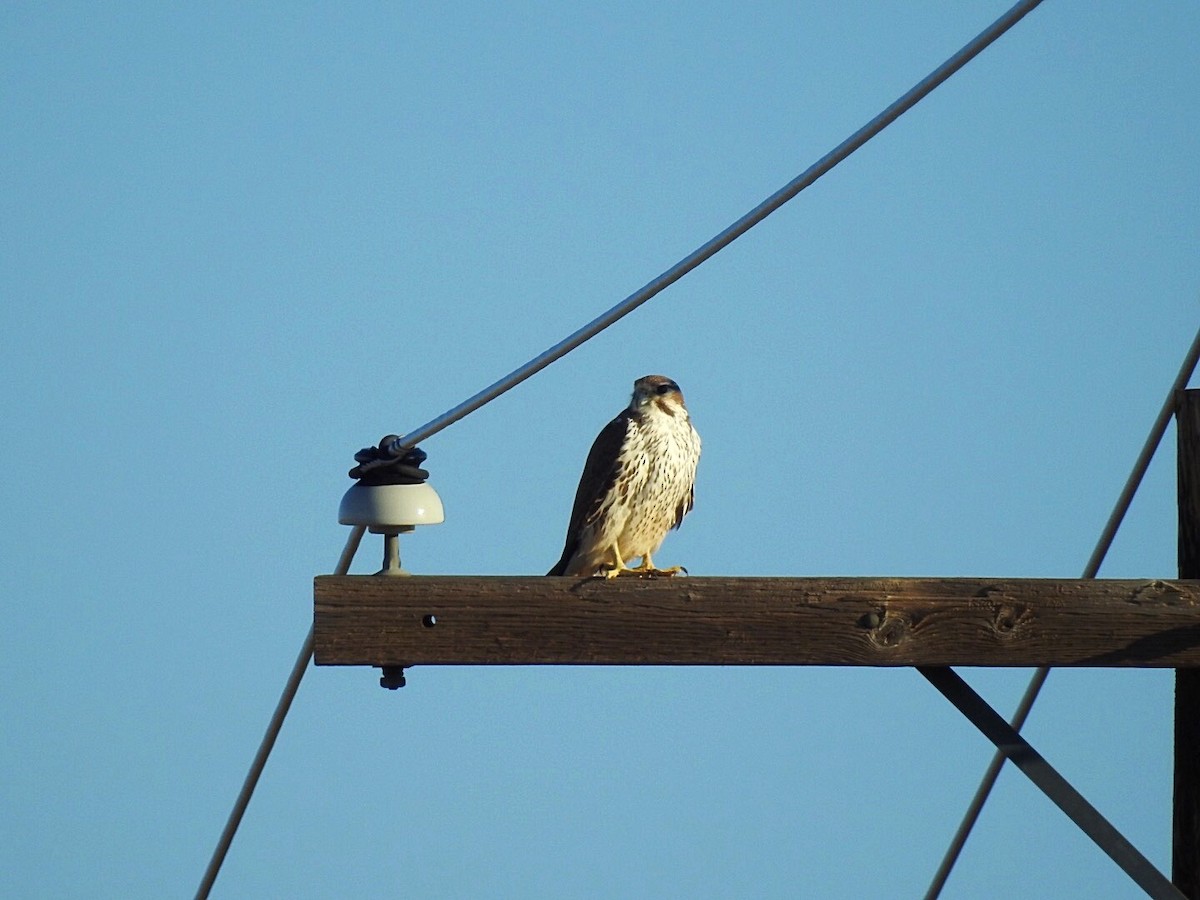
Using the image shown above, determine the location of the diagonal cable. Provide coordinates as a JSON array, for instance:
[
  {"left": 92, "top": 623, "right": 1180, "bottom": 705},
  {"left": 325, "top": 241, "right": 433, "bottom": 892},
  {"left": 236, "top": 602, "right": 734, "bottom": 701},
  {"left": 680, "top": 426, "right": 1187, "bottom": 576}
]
[
  {"left": 386, "top": 0, "right": 1047, "bottom": 452},
  {"left": 198, "top": 2, "right": 1049, "bottom": 895},
  {"left": 195, "top": 526, "right": 365, "bottom": 900},
  {"left": 925, "top": 321, "right": 1200, "bottom": 899}
]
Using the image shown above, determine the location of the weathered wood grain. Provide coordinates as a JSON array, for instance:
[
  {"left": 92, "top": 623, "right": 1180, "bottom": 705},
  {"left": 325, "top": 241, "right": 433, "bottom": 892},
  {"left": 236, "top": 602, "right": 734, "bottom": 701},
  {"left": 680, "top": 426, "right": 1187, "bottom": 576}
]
[{"left": 313, "top": 576, "right": 1200, "bottom": 668}]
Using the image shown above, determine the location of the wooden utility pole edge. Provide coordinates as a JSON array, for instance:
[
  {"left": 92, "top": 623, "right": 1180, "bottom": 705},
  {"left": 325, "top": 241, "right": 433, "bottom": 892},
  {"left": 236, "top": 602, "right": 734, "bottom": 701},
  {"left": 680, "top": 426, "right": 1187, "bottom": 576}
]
[
  {"left": 314, "top": 576, "right": 1200, "bottom": 668},
  {"left": 1175, "top": 389, "right": 1200, "bottom": 897}
]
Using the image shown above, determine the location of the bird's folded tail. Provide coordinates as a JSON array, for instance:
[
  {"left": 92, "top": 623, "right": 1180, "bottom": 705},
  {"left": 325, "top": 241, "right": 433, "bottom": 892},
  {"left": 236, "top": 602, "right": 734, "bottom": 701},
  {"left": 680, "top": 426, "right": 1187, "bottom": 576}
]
[{"left": 546, "top": 539, "right": 578, "bottom": 576}]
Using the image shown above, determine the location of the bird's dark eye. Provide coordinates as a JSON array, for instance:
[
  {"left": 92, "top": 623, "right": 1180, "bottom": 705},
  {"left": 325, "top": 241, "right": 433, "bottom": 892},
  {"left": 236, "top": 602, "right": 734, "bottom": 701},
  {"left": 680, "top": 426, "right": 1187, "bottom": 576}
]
[{"left": 655, "top": 383, "right": 675, "bottom": 395}]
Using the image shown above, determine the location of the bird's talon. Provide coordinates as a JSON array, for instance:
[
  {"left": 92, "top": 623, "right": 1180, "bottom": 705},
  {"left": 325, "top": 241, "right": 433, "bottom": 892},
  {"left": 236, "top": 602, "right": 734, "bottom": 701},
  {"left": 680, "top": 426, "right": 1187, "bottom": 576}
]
[{"left": 649, "top": 565, "right": 687, "bottom": 577}]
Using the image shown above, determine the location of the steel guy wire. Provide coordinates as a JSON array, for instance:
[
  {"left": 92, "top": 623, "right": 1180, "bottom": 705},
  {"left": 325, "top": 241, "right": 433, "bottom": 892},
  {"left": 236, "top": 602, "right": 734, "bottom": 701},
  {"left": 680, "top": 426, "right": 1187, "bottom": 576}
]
[
  {"left": 385, "top": 0, "right": 1048, "bottom": 453},
  {"left": 195, "top": 526, "right": 365, "bottom": 900}
]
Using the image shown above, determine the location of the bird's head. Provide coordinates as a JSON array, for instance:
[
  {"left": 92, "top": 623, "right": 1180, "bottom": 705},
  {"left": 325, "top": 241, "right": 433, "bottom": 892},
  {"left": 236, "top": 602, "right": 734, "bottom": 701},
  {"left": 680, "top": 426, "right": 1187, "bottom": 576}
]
[{"left": 629, "top": 374, "right": 687, "bottom": 417}]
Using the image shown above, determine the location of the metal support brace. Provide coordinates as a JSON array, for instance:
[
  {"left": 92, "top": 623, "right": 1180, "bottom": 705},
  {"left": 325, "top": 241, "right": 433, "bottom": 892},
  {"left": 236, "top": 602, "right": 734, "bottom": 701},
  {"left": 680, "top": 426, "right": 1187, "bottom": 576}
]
[{"left": 918, "top": 666, "right": 1183, "bottom": 900}]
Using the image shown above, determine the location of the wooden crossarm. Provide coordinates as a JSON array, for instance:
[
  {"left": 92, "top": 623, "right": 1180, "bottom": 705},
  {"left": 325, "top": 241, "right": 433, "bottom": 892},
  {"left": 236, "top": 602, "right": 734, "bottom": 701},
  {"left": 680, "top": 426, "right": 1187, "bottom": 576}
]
[{"left": 313, "top": 576, "right": 1200, "bottom": 668}]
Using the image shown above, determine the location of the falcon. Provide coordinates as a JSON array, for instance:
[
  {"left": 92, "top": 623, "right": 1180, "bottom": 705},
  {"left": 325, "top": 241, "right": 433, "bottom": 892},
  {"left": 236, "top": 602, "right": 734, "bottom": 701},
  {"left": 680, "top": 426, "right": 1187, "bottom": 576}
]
[{"left": 547, "top": 375, "right": 701, "bottom": 578}]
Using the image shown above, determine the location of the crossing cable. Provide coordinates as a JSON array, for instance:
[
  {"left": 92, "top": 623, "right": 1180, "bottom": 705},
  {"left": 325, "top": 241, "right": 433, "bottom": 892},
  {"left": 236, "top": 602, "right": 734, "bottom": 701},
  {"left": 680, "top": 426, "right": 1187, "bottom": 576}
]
[
  {"left": 196, "top": 2, "right": 1047, "bottom": 895},
  {"left": 920, "top": 666, "right": 1187, "bottom": 899},
  {"left": 924, "top": 321, "right": 1200, "bottom": 900}
]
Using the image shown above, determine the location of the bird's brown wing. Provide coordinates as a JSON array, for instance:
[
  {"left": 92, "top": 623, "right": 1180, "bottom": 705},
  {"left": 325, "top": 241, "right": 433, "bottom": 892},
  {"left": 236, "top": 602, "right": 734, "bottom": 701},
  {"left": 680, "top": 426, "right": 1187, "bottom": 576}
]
[
  {"left": 546, "top": 410, "right": 634, "bottom": 576},
  {"left": 672, "top": 482, "right": 694, "bottom": 531}
]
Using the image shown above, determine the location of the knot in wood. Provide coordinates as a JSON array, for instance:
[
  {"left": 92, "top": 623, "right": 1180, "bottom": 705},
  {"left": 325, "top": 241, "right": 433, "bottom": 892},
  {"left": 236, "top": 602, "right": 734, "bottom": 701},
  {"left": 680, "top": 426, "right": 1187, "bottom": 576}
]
[
  {"left": 859, "top": 611, "right": 882, "bottom": 629},
  {"left": 992, "top": 602, "right": 1031, "bottom": 637},
  {"left": 1130, "top": 580, "right": 1189, "bottom": 606},
  {"left": 869, "top": 614, "right": 909, "bottom": 649}
]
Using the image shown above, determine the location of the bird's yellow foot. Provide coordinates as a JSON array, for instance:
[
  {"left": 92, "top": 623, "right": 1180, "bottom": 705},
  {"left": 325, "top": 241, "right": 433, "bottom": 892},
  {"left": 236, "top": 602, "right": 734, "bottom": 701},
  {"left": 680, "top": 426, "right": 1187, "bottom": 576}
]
[
  {"left": 641, "top": 565, "right": 688, "bottom": 577},
  {"left": 595, "top": 560, "right": 632, "bottom": 579},
  {"left": 628, "top": 558, "right": 688, "bottom": 578},
  {"left": 596, "top": 564, "right": 670, "bottom": 579}
]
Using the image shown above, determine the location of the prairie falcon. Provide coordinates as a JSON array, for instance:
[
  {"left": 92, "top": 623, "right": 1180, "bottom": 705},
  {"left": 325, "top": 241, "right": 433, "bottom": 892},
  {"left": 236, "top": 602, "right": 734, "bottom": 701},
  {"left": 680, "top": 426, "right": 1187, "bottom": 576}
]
[{"left": 547, "top": 375, "right": 701, "bottom": 578}]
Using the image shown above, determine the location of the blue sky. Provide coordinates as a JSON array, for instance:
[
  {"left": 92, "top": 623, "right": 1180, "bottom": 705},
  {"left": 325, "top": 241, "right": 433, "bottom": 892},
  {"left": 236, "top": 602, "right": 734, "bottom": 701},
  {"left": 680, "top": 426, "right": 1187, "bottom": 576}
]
[{"left": 4, "top": 2, "right": 1199, "bottom": 898}]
